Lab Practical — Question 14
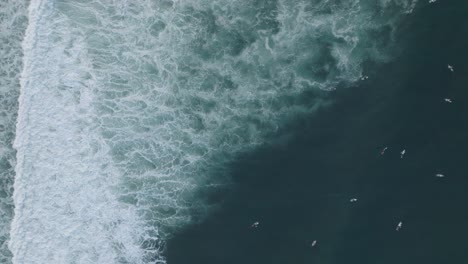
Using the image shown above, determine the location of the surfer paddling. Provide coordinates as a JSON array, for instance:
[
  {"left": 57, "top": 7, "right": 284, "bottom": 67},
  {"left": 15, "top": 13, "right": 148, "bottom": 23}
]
[
  {"left": 380, "top": 147, "right": 388, "bottom": 156},
  {"left": 400, "top": 149, "right": 406, "bottom": 159},
  {"left": 311, "top": 240, "right": 317, "bottom": 247},
  {"left": 396, "top": 221, "right": 403, "bottom": 231},
  {"left": 251, "top": 221, "right": 259, "bottom": 228},
  {"left": 448, "top": 64, "right": 454, "bottom": 72}
]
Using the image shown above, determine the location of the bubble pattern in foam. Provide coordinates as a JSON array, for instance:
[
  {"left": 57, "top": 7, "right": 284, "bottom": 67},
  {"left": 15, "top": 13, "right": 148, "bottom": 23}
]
[
  {"left": 11, "top": 0, "right": 418, "bottom": 263},
  {"left": 11, "top": 1, "right": 152, "bottom": 264},
  {"left": 0, "top": 0, "right": 29, "bottom": 263},
  {"left": 87, "top": 0, "right": 419, "bottom": 240}
]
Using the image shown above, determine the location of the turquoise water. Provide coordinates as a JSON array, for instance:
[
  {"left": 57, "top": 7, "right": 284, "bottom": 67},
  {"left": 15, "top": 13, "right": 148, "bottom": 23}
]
[{"left": 0, "top": 0, "right": 438, "bottom": 263}]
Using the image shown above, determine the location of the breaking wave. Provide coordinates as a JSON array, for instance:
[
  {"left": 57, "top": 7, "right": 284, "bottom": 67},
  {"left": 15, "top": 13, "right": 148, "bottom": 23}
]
[{"left": 9, "top": 0, "right": 418, "bottom": 263}]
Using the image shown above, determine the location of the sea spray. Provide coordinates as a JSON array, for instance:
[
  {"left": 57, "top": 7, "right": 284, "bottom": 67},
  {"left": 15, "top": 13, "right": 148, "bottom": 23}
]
[{"left": 10, "top": 0, "right": 418, "bottom": 263}]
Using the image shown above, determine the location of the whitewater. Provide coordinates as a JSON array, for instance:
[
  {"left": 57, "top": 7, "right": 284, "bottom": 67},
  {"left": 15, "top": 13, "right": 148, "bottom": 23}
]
[
  {"left": 0, "top": 0, "right": 29, "bottom": 263},
  {"left": 2, "top": 0, "right": 418, "bottom": 263}
]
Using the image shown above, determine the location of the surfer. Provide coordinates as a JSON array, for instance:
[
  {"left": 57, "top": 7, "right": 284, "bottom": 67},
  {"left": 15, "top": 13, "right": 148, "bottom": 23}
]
[
  {"left": 251, "top": 221, "right": 259, "bottom": 228},
  {"left": 396, "top": 221, "right": 403, "bottom": 231},
  {"left": 444, "top": 98, "right": 453, "bottom": 103},
  {"left": 435, "top": 173, "right": 445, "bottom": 178},
  {"left": 311, "top": 240, "right": 317, "bottom": 247},
  {"left": 400, "top": 149, "right": 406, "bottom": 159},
  {"left": 380, "top": 147, "right": 388, "bottom": 156},
  {"left": 350, "top": 198, "right": 358, "bottom": 203},
  {"left": 448, "top": 64, "right": 454, "bottom": 72}
]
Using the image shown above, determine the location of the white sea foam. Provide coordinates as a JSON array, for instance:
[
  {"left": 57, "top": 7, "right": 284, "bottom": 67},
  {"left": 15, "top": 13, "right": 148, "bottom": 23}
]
[
  {"left": 0, "top": 0, "right": 29, "bottom": 262},
  {"left": 10, "top": 0, "right": 418, "bottom": 263},
  {"left": 10, "top": 1, "right": 150, "bottom": 263}
]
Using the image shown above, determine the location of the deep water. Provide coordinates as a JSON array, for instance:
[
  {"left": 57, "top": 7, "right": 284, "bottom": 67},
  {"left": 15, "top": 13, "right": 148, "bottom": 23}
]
[{"left": 165, "top": 1, "right": 468, "bottom": 263}]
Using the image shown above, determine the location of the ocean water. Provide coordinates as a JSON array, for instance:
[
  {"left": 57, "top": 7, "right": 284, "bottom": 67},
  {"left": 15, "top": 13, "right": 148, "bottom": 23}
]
[
  {"left": 166, "top": 1, "right": 468, "bottom": 264},
  {"left": 2, "top": 0, "right": 467, "bottom": 263},
  {"left": 0, "top": 1, "right": 29, "bottom": 263}
]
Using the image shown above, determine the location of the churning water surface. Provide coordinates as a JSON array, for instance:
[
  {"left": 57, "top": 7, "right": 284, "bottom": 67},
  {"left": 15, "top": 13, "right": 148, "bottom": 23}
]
[{"left": 0, "top": 0, "right": 430, "bottom": 263}]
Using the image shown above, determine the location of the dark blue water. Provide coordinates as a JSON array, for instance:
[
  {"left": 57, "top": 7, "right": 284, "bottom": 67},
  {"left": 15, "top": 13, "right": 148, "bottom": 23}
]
[{"left": 166, "top": 1, "right": 468, "bottom": 263}]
